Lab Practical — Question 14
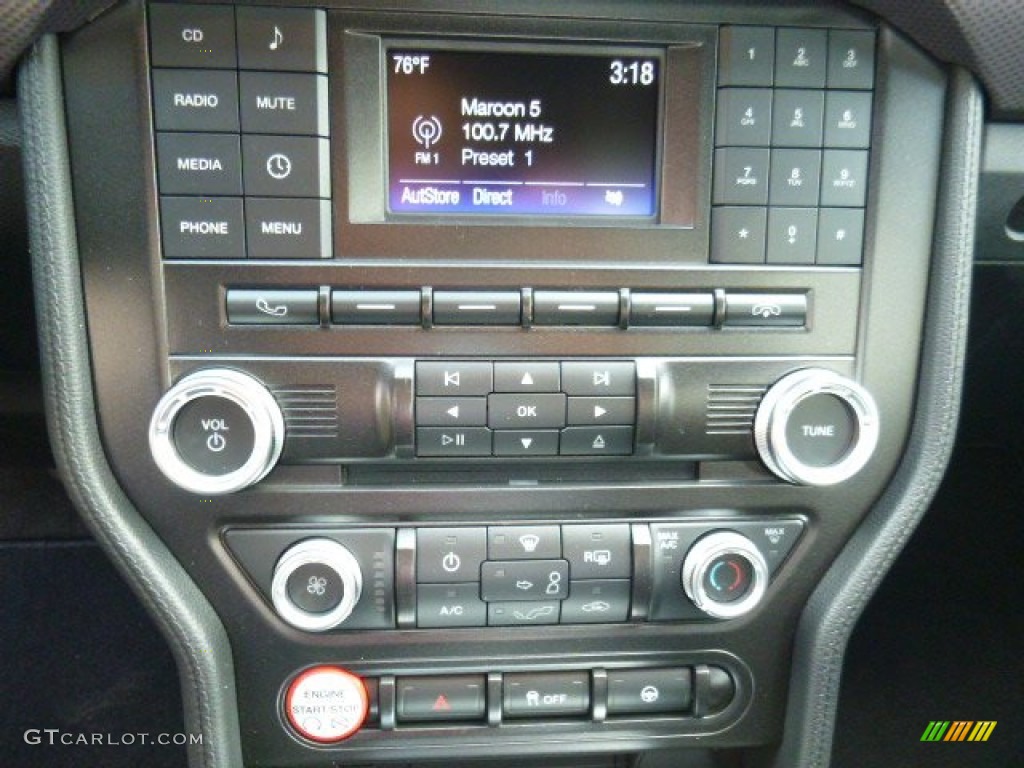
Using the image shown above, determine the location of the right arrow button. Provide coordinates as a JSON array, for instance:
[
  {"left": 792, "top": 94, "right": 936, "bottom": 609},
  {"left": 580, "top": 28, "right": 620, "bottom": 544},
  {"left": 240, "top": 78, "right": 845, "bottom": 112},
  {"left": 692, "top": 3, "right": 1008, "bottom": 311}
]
[{"left": 566, "top": 397, "right": 636, "bottom": 426}]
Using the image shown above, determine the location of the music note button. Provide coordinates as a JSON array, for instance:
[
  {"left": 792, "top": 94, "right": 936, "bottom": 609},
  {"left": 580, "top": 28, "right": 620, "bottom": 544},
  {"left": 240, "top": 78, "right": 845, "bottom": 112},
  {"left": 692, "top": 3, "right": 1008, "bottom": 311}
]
[{"left": 237, "top": 8, "right": 327, "bottom": 73}]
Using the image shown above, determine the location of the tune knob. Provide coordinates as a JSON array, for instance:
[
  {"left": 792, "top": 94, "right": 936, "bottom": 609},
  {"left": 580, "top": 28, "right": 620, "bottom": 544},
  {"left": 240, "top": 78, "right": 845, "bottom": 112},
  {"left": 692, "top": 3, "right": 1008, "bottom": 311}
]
[
  {"left": 271, "top": 539, "right": 363, "bottom": 632},
  {"left": 682, "top": 531, "right": 768, "bottom": 619},
  {"left": 754, "top": 369, "right": 879, "bottom": 486},
  {"left": 148, "top": 368, "right": 285, "bottom": 495}
]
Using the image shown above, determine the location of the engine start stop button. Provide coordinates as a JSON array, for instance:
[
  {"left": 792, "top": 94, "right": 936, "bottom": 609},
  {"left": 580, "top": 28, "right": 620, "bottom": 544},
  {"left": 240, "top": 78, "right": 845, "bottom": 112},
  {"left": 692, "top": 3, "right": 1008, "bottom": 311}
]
[{"left": 284, "top": 666, "right": 368, "bottom": 743}]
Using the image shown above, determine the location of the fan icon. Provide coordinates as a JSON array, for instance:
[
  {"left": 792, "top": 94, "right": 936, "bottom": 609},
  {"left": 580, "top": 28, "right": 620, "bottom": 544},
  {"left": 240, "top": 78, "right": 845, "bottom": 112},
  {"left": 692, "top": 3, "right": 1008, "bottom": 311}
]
[{"left": 306, "top": 576, "right": 328, "bottom": 597}]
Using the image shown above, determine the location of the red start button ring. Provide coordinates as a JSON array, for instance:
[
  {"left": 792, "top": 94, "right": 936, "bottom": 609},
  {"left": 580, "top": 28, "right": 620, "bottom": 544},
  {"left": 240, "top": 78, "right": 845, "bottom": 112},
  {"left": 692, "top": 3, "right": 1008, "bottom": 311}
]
[{"left": 284, "top": 666, "right": 369, "bottom": 743}]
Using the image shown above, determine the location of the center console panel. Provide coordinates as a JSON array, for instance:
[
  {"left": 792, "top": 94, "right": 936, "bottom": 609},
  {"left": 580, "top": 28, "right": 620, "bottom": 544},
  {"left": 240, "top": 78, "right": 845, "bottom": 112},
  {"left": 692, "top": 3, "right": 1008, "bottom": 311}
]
[{"left": 57, "top": 0, "right": 949, "bottom": 764}]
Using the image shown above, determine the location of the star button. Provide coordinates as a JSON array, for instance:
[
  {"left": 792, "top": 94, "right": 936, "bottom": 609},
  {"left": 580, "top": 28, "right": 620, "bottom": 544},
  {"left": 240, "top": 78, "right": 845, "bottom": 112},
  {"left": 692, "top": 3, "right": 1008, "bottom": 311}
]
[{"left": 738, "top": 228, "right": 750, "bottom": 239}]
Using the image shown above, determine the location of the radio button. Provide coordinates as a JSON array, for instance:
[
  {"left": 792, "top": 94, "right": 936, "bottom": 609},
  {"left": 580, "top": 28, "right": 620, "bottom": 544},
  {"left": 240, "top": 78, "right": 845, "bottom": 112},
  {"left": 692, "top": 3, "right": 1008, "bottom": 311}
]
[
  {"left": 715, "top": 88, "right": 772, "bottom": 147},
  {"left": 559, "top": 427, "right": 634, "bottom": 457},
  {"left": 492, "top": 430, "right": 559, "bottom": 457},
  {"left": 723, "top": 293, "right": 807, "bottom": 327},
  {"left": 768, "top": 149, "right": 822, "bottom": 208},
  {"left": 775, "top": 28, "right": 827, "bottom": 88},
  {"left": 532, "top": 291, "right": 620, "bottom": 326},
  {"left": 433, "top": 291, "right": 522, "bottom": 326},
  {"left": 333, "top": 290, "right": 421, "bottom": 325},
  {"left": 767, "top": 208, "right": 818, "bottom": 265},
  {"left": 488, "top": 393, "right": 566, "bottom": 430},
  {"left": 481, "top": 560, "right": 569, "bottom": 601},
  {"left": 416, "top": 527, "right": 487, "bottom": 583},
  {"left": 226, "top": 289, "right": 319, "bottom": 325},
  {"left": 239, "top": 72, "right": 329, "bottom": 137},
  {"left": 771, "top": 89, "right": 824, "bottom": 148},
  {"left": 488, "top": 601, "right": 560, "bottom": 627},
  {"left": 416, "top": 397, "right": 487, "bottom": 427},
  {"left": 149, "top": 4, "right": 237, "bottom": 69},
  {"left": 503, "top": 672, "right": 589, "bottom": 716},
  {"left": 562, "top": 524, "right": 632, "bottom": 579},
  {"left": 493, "top": 362, "right": 560, "bottom": 393},
  {"left": 245, "top": 198, "right": 332, "bottom": 259},
  {"left": 710, "top": 206, "right": 767, "bottom": 265},
  {"left": 824, "top": 91, "right": 873, "bottom": 149},
  {"left": 237, "top": 7, "right": 327, "bottom": 73},
  {"left": 712, "top": 147, "right": 769, "bottom": 206},
  {"left": 560, "top": 579, "right": 631, "bottom": 624},
  {"left": 156, "top": 132, "right": 241, "bottom": 196},
  {"left": 827, "top": 30, "right": 875, "bottom": 90},
  {"left": 561, "top": 361, "right": 635, "bottom": 397},
  {"left": 718, "top": 27, "right": 775, "bottom": 87},
  {"left": 242, "top": 135, "right": 330, "bottom": 198},
  {"left": 416, "top": 362, "right": 492, "bottom": 396},
  {"left": 152, "top": 69, "right": 239, "bottom": 133},
  {"left": 416, "top": 583, "right": 486, "bottom": 628},
  {"left": 629, "top": 292, "right": 714, "bottom": 326},
  {"left": 566, "top": 397, "right": 635, "bottom": 427},
  {"left": 160, "top": 196, "right": 244, "bottom": 259},
  {"left": 415, "top": 427, "right": 492, "bottom": 458},
  {"left": 816, "top": 208, "right": 865, "bottom": 265},
  {"left": 820, "top": 150, "right": 868, "bottom": 207},
  {"left": 488, "top": 525, "right": 561, "bottom": 560}
]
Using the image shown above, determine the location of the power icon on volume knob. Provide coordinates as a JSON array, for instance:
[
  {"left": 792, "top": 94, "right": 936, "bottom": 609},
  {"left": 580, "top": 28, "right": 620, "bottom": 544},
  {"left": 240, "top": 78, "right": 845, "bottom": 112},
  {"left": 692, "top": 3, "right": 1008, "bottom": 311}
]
[{"left": 149, "top": 369, "right": 285, "bottom": 494}]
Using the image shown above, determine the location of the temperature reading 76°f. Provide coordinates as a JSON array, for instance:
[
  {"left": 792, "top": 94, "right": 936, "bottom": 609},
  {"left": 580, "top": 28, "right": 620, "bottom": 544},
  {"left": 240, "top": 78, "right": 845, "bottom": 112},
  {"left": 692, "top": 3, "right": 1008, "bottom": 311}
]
[{"left": 393, "top": 54, "right": 431, "bottom": 75}]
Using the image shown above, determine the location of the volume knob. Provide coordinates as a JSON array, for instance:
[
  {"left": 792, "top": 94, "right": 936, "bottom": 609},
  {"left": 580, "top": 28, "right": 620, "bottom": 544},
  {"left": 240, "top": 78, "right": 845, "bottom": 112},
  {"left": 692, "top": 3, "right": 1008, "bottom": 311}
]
[
  {"left": 754, "top": 369, "right": 879, "bottom": 486},
  {"left": 148, "top": 368, "right": 285, "bottom": 494}
]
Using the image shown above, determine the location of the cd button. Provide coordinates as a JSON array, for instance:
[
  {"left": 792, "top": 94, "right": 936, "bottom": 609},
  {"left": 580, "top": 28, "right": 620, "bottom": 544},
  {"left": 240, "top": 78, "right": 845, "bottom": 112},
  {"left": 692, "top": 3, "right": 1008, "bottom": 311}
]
[
  {"left": 245, "top": 198, "right": 332, "bottom": 259},
  {"left": 492, "top": 430, "right": 559, "bottom": 457},
  {"left": 226, "top": 289, "right": 319, "bottom": 325},
  {"left": 432, "top": 291, "right": 522, "bottom": 326},
  {"left": 416, "top": 362, "right": 492, "bottom": 396},
  {"left": 416, "top": 583, "right": 486, "bottom": 628},
  {"left": 236, "top": 7, "right": 327, "bottom": 73},
  {"left": 416, "top": 527, "right": 487, "bottom": 584},
  {"left": 560, "top": 361, "right": 635, "bottom": 397},
  {"left": 493, "top": 362, "right": 560, "bottom": 392},
  {"left": 416, "top": 397, "right": 487, "bottom": 427},
  {"left": 487, "top": 393, "right": 566, "bottom": 430},
  {"left": 630, "top": 293, "right": 714, "bottom": 326},
  {"left": 242, "top": 135, "right": 331, "bottom": 198},
  {"left": 532, "top": 291, "right": 620, "bottom": 326},
  {"left": 333, "top": 290, "right": 421, "bottom": 325},
  {"left": 149, "top": 4, "right": 237, "bottom": 69},
  {"left": 239, "top": 72, "right": 329, "bottom": 136}
]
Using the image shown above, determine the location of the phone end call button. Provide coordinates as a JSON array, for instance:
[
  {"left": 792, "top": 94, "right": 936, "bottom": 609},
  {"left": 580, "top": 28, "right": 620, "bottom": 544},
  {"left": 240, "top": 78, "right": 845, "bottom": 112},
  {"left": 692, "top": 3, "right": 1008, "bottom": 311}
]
[{"left": 226, "top": 289, "right": 319, "bottom": 325}]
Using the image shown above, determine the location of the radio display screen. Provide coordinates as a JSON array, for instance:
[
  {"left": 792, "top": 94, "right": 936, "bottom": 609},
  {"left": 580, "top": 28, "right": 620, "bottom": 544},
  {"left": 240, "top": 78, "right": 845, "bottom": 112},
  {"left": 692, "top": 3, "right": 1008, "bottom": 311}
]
[{"left": 385, "top": 47, "right": 663, "bottom": 218}]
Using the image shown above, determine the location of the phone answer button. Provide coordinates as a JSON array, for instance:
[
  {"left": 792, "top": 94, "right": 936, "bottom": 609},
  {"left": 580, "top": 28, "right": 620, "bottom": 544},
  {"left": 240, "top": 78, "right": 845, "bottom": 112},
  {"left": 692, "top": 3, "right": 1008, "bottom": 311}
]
[{"left": 226, "top": 289, "right": 319, "bottom": 325}]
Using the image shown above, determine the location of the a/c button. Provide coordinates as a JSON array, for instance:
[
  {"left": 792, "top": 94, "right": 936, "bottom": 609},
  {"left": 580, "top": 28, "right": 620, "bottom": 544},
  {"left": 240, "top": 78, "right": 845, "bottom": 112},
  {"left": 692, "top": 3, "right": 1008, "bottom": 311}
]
[{"left": 416, "top": 584, "right": 486, "bottom": 628}]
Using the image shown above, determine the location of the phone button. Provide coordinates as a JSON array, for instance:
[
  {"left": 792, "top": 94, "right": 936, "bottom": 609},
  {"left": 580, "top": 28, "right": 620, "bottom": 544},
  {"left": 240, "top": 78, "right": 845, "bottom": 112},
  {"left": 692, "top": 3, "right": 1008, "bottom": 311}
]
[{"left": 226, "top": 289, "right": 319, "bottom": 325}]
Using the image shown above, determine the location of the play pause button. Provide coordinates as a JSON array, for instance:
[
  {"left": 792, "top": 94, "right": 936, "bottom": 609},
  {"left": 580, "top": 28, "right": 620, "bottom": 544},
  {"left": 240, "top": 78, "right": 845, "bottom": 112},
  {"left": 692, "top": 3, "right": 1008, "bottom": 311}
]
[
  {"left": 416, "top": 427, "right": 492, "bottom": 457},
  {"left": 493, "top": 431, "right": 559, "bottom": 457}
]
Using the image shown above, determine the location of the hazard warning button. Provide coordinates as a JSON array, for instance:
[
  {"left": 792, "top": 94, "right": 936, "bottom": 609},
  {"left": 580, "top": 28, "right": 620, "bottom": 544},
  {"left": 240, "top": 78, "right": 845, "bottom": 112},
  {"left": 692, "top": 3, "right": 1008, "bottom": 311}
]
[
  {"left": 396, "top": 674, "right": 487, "bottom": 723},
  {"left": 284, "top": 666, "right": 369, "bottom": 743}
]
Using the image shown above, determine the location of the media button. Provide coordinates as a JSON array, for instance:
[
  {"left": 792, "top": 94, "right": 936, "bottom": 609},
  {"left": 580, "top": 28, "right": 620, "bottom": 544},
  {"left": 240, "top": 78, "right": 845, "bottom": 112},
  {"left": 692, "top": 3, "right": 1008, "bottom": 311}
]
[
  {"left": 152, "top": 69, "right": 239, "bottom": 133},
  {"left": 239, "top": 72, "right": 329, "bottom": 136},
  {"left": 149, "top": 4, "right": 237, "bottom": 69},
  {"left": 226, "top": 289, "right": 319, "bottom": 325},
  {"left": 156, "top": 132, "right": 241, "bottom": 196},
  {"left": 245, "top": 198, "right": 332, "bottom": 259},
  {"left": 160, "top": 196, "right": 244, "bottom": 259}
]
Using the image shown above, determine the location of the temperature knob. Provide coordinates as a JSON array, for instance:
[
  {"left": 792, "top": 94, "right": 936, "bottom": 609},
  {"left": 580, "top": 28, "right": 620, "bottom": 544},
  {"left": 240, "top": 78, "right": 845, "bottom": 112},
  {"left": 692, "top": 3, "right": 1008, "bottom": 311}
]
[
  {"left": 149, "top": 368, "right": 285, "bottom": 495},
  {"left": 681, "top": 531, "right": 768, "bottom": 619},
  {"left": 754, "top": 369, "right": 879, "bottom": 486},
  {"left": 271, "top": 539, "right": 363, "bottom": 632}
]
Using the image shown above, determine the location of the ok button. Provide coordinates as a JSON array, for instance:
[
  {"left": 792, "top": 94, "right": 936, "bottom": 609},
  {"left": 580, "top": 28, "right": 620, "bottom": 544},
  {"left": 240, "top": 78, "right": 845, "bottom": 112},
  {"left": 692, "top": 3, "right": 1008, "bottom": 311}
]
[{"left": 488, "top": 393, "right": 566, "bottom": 430}]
